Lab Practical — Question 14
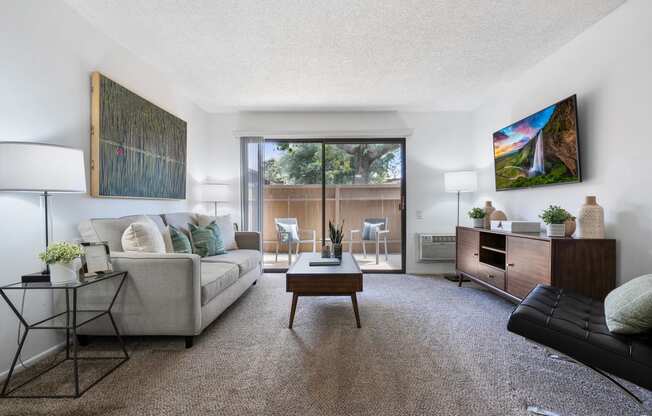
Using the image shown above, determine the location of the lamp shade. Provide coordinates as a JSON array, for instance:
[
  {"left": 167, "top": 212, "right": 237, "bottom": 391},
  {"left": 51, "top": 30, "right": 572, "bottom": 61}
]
[
  {"left": 444, "top": 171, "right": 477, "bottom": 193},
  {"left": 0, "top": 142, "right": 86, "bottom": 193},
  {"left": 200, "top": 183, "right": 229, "bottom": 202}
]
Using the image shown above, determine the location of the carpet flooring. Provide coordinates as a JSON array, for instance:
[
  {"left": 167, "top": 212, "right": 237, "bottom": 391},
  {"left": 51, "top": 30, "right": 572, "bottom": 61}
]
[{"left": 1, "top": 274, "right": 649, "bottom": 416}]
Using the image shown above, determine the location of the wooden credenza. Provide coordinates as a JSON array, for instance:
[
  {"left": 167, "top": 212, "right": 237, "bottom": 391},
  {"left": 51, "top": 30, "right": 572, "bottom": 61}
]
[{"left": 456, "top": 226, "right": 616, "bottom": 302}]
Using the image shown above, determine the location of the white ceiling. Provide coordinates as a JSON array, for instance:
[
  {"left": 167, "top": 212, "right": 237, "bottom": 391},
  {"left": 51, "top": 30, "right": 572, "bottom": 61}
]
[{"left": 64, "top": 0, "right": 625, "bottom": 113}]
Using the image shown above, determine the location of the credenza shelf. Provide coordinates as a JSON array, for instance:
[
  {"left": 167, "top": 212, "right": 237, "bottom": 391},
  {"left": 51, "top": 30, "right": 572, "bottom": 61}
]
[
  {"left": 456, "top": 226, "right": 616, "bottom": 302},
  {"left": 480, "top": 245, "right": 506, "bottom": 254}
]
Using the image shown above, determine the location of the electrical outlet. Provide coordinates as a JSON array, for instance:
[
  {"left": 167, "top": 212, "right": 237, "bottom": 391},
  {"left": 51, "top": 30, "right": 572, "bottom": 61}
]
[{"left": 416, "top": 210, "right": 423, "bottom": 220}]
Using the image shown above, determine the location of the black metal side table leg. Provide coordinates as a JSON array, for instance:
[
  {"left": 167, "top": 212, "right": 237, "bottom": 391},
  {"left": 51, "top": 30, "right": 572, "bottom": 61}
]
[
  {"left": 65, "top": 288, "right": 71, "bottom": 359},
  {"left": 0, "top": 289, "right": 30, "bottom": 396},
  {"left": 72, "top": 288, "right": 80, "bottom": 397},
  {"left": 107, "top": 274, "right": 129, "bottom": 359}
]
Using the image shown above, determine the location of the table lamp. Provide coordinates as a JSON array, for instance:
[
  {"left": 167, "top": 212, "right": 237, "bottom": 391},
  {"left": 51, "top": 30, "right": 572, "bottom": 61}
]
[{"left": 0, "top": 142, "right": 87, "bottom": 280}]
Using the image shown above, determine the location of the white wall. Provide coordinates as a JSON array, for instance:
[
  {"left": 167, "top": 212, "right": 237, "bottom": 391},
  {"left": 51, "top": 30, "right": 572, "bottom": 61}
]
[
  {"left": 206, "top": 111, "right": 475, "bottom": 275},
  {"left": 0, "top": 1, "right": 211, "bottom": 376},
  {"left": 470, "top": 0, "right": 652, "bottom": 284}
]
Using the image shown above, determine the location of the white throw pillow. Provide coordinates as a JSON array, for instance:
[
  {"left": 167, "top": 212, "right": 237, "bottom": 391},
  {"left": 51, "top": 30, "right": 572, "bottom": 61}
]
[
  {"left": 121, "top": 221, "right": 166, "bottom": 253},
  {"left": 197, "top": 214, "right": 238, "bottom": 250}
]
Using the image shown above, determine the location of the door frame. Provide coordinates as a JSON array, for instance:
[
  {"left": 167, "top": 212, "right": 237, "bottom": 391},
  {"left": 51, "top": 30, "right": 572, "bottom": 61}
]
[{"left": 262, "top": 138, "right": 406, "bottom": 274}]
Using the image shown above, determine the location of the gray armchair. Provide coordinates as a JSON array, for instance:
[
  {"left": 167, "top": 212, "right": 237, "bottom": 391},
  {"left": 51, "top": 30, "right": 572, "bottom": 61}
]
[
  {"left": 349, "top": 217, "right": 389, "bottom": 264},
  {"left": 274, "top": 218, "right": 317, "bottom": 264}
]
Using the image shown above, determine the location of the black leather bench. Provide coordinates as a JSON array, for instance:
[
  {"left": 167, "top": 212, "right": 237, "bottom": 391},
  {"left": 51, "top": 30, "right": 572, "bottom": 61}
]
[{"left": 507, "top": 284, "right": 652, "bottom": 396}]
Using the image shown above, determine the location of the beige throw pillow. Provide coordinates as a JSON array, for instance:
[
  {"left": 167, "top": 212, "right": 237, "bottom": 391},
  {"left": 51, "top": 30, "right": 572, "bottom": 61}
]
[
  {"left": 121, "top": 220, "right": 166, "bottom": 253},
  {"left": 197, "top": 214, "right": 238, "bottom": 250}
]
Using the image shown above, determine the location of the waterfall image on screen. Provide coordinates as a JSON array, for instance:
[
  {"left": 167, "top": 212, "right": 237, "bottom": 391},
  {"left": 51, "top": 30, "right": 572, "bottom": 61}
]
[{"left": 493, "top": 95, "right": 580, "bottom": 190}]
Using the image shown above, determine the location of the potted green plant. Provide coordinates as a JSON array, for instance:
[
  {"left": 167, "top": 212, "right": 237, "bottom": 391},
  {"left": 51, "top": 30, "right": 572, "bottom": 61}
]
[
  {"left": 328, "top": 220, "right": 344, "bottom": 259},
  {"left": 540, "top": 205, "right": 572, "bottom": 237},
  {"left": 39, "top": 242, "right": 84, "bottom": 284},
  {"left": 468, "top": 208, "right": 485, "bottom": 228}
]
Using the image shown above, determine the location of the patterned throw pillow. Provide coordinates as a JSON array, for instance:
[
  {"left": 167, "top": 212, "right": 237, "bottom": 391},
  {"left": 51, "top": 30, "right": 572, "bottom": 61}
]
[
  {"left": 205, "top": 221, "right": 226, "bottom": 254},
  {"left": 362, "top": 221, "right": 381, "bottom": 241},
  {"left": 188, "top": 223, "right": 219, "bottom": 257},
  {"left": 168, "top": 225, "right": 192, "bottom": 254},
  {"left": 277, "top": 222, "right": 299, "bottom": 243}
]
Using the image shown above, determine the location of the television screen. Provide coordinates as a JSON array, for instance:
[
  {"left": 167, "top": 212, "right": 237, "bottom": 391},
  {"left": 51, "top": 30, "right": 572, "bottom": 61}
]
[{"left": 493, "top": 95, "right": 581, "bottom": 191}]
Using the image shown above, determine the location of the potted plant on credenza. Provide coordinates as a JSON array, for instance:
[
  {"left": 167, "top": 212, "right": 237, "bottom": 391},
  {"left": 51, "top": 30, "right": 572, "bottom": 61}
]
[
  {"left": 468, "top": 208, "right": 485, "bottom": 228},
  {"left": 540, "top": 205, "right": 572, "bottom": 237}
]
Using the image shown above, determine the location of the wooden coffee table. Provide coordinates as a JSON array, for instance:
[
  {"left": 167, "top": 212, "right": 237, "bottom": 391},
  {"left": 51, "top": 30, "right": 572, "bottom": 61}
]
[{"left": 286, "top": 252, "right": 363, "bottom": 328}]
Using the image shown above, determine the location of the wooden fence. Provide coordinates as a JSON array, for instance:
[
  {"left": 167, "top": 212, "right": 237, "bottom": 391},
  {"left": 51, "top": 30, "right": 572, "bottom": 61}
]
[{"left": 263, "top": 184, "right": 402, "bottom": 254}]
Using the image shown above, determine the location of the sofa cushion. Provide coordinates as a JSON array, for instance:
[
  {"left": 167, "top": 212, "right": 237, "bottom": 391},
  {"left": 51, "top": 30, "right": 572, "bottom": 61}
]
[
  {"left": 605, "top": 274, "right": 652, "bottom": 334},
  {"left": 202, "top": 249, "right": 261, "bottom": 275},
  {"left": 79, "top": 215, "right": 153, "bottom": 252},
  {"left": 200, "top": 262, "right": 240, "bottom": 305},
  {"left": 197, "top": 214, "right": 238, "bottom": 250},
  {"left": 121, "top": 221, "right": 166, "bottom": 253},
  {"left": 162, "top": 212, "right": 197, "bottom": 237}
]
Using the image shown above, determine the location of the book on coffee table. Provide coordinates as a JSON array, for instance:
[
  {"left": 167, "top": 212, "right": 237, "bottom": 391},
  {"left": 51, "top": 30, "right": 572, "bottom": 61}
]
[{"left": 309, "top": 258, "right": 341, "bottom": 266}]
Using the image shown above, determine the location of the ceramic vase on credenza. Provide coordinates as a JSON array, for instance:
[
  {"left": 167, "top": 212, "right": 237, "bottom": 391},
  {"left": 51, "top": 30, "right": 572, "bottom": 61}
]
[
  {"left": 483, "top": 201, "right": 495, "bottom": 229},
  {"left": 578, "top": 196, "right": 605, "bottom": 238}
]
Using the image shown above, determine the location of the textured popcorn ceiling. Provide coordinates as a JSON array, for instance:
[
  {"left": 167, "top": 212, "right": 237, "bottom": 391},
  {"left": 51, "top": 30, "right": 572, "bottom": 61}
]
[{"left": 64, "top": 0, "right": 624, "bottom": 112}]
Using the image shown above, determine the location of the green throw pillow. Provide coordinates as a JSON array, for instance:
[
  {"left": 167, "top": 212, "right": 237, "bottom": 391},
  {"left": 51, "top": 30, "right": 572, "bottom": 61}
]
[
  {"left": 188, "top": 223, "right": 220, "bottom": 257},
  {"left": 205, "top": 221, "right": 226, "bottom": 255},
  {"left": 605, "top": 274, "right": 652, "bottom": 334},
  {"left": 168, "top": 225, "right": 192, "bottom": 254}
]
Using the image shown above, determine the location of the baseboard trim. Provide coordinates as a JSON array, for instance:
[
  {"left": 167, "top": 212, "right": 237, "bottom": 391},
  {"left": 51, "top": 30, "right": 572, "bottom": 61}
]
[{"left": 0, "top": 341, "right": 66, "bottom": 382}]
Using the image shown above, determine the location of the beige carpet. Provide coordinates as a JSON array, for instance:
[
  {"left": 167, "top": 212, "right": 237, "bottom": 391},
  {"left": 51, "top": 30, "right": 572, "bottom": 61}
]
[{"left": 0, "top": 274, "right": 649, "bottom": 416}]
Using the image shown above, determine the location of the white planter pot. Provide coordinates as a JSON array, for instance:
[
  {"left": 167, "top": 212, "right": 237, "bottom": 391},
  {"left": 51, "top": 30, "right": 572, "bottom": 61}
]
[
  {"left": 50, "top": 262, "right": 79, "bottom": 285},
  {"left": 546, "top": 223, "right": 566, "bottom": 238},
  {"left": 472, "top": 218, "right": 484, "bottom": 228}
]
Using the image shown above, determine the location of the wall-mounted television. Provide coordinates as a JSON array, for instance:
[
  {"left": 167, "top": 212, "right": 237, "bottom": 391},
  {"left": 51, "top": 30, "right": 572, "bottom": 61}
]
[{"left": 493, "top": 95, "right": 581, "bottom": 191}]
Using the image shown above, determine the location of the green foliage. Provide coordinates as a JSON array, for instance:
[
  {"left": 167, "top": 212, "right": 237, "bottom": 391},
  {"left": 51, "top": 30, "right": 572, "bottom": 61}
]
[
  {"left": 264, "top": 143, "right": 400, "bottom": 185},
  {"left": 39, "top": 242, "right": 83, "bottom": 265},
  {"left": 468, "top": 207, "right": 485, "bottom": 219},
  {"left": 539, "top": 205, "right": 572, "bottom": 225},
  {"left": 328, "top": 220, "right": 344, "bottom": 244}
]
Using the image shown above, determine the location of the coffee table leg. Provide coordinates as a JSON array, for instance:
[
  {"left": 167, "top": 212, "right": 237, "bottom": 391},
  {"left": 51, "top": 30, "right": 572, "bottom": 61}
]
[
  {"left": 351, "top": 293, "right": 361, "bottom": 328},
  {"left": 289, "top": 293, "right": 299, "bottom": 329}
]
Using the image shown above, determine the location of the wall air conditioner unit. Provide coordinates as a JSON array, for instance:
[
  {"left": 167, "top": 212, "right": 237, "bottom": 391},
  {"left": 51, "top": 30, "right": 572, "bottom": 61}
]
[{"left": 418, "top": 233, "right": 456, "bottom": 263}]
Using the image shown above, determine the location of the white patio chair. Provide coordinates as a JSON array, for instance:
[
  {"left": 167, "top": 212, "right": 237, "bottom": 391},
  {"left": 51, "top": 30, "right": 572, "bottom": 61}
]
[
  {"left": 349, "top": 217, "right": 389, "bottom": 264},
  {"left": 274, "top": 218, "right": 317, "bottom": 264}
]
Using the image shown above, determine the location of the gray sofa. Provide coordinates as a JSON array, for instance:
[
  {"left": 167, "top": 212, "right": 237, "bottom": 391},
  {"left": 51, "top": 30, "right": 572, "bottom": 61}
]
[{"left": 76, "top": 212, "right": 261, "bottom": 347}]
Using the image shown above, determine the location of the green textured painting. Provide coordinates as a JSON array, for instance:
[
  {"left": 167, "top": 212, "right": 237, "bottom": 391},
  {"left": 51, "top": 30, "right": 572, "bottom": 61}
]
[{"left": 91, "top": 72, "right": 187, "bottom": 199}]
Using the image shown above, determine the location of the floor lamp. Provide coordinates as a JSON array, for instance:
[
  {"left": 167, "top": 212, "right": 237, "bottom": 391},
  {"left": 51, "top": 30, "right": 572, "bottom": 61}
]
[
  {"left": 200, "top": 183, "right": 229, "bottom": 217},
  {"left": 444, "top": 171, "right": 478, "bottom": 226},
  {"left": 0, "top": 142, "right": 87, "bottom": 279},
  {"left": 444, "top": 171, "right": 477, "bottom": 283}
]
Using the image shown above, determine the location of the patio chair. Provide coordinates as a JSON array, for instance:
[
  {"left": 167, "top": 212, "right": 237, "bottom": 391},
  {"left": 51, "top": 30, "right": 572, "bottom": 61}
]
[
  {"left": 349, "top": 217, "right": 389, "bottom": 264},
  {"left": 274, "top": 218, "right": 317, "bottom": 264}
]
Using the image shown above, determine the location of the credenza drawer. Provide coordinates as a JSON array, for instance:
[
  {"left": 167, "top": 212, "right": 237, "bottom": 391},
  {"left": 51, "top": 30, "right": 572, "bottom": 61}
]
[{"left": 476, "top": 264, "right": 505, "bottom": 291}]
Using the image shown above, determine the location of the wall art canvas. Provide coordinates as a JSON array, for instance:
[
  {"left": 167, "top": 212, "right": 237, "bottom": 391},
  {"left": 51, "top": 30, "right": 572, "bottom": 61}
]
[
  {"left": 493, "top": 95, "right": 581, "bottom": 191},
  {"left": 91, "top": 72, "right": 187, "bottom": 199}
]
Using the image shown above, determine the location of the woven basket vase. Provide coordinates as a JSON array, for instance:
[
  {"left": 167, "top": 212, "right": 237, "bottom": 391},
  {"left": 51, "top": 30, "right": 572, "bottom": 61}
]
[{"left": 578, "top": 196, "right": 605, "bottom": 238}]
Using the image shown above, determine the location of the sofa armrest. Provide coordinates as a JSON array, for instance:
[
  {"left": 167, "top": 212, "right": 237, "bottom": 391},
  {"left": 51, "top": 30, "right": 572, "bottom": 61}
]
[
  {"left": 105, "top": 251, "right": 202, "bottom": 335},
  {"left": 235, "top": 232, "right": 261, "bottom": 250}
]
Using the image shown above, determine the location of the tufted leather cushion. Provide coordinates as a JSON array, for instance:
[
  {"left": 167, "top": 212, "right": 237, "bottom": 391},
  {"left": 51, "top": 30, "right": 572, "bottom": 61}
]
[{"left": 508, "top": 284, "right": 652, "bottom": 390}]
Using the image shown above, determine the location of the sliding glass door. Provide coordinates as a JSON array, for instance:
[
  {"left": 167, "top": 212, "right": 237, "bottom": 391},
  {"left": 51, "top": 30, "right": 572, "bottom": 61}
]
[
  {"left": 258, "top": 138, "right": 405, "bottom": 273},
  {"left": 262, "top": 141, "right": 324, "bottom": 270},
  {"left": 324, "top": 141, "right": 405, "bottom": 272}
]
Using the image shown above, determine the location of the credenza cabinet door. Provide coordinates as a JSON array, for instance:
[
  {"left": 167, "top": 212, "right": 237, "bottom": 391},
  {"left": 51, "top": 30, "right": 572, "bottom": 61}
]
[
  {"left": 506, "top": 236, "right": 551, "bottom": 299},
  {"left": 457, "top": 228, "right": 479, "bottom": 276}
]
